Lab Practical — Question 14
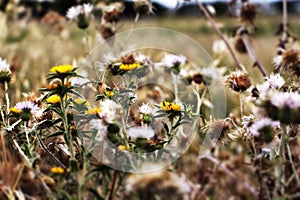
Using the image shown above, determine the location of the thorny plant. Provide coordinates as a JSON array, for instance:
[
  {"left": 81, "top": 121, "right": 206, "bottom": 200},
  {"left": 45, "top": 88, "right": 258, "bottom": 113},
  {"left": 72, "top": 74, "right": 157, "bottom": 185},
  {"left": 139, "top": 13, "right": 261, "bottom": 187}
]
[{"left": 0, "top": 0, "right": 300, "bottom": 199}]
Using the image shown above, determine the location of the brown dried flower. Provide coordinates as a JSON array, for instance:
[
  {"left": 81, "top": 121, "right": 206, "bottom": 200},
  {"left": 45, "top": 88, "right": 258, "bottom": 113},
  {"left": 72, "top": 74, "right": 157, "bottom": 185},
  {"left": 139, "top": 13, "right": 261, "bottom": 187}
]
[
  {"left": 226, "top": 71, "right": 251, "bottom": 92},
  {"left": 240, "top": 3, "right": 257, "bottom": 25},
  {"left": 273, "top": 49, "right": 300, "bottom": 76}
]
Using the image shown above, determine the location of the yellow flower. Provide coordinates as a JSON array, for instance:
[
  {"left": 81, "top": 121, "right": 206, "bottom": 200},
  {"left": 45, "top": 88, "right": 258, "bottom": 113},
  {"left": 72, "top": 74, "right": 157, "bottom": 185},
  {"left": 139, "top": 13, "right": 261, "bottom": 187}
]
[
  {"left": 105, "top": 90, "right": 114, "bottom": 97},
  {"left": 47, "top": 95, "right": 61, "bottom": 104},
  {"left": 119, "top": 63, "right": 141, "bottom": 71},
  {"left": 50, "top": 167, "right": 65, "bottom": 174},
  {"left": 160, "top": 101, "right": 181, "bottom": 112},
  {"left": 50, "top": 65, "right": 74, "bottom": 74},
  {"left": 74, "top": 98, "right": 90, "bottom": 106},
  {"left": 118, "top": 145, "right": 127, "bottom": 151},
  {"left": 160, "top": 101, "right": 172, "bottom": 111},
  {"left": 9, "top": 107, "right": 22, "bottom": 114},
  {"left": 170, "top": 103, "right": 181, "bottom": 111},
  {"left": 86, "top": 107, "right": 101, "bottom": 115}
]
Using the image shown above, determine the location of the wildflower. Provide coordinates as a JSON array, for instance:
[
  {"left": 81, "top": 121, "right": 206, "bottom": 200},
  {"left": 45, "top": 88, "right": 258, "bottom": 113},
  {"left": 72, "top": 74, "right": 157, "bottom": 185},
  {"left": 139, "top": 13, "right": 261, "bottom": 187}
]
[
  {"left": 99, "top": 99, "right": 122, "bottom": 124},
  {"left": 226, "top": 71, "right": 251, "bottom": 92},
  {"left": 47, "top": 95, "right": 61, "bottom": 104},
  {"left": 15, "top": 101, "right": 39, "bottom": 113},
  {"left": 255, "top": 73, "right": 285, "bottom": 99},
  {"left": 264, "top": 91, "right": 300, "bottom": 123},
  {"left": 273, "top": 49, "right": 300, "bottom": 75},
  {"left": 11, "top": 101, "right": 39, "bottom": 121},
  {"left": 133, "top": 0, "right": 153, "bottom": 15},
  {"left": 66, "top": 3, "right": 93, "bottom": 29},
  {"left": 104, "top": 90, "right": 114, "bottom": 98},
  {"left": 128, "top": 126, "right": 155, "bottom": 139},
  {"left": 234, "top": 35, "right": 247, "bottom": 54},
  {"left": 98, "top": 24, "right": 116, "bottom": 40},
  {"left": 86, "top": 107, "right": 101, "bottom": 115},
  {"left": 0, "top": 57, "right": 12, "bottom": 83},
  {"left": 138, "top": 103, "right": 152, "bottom": 115},
  {"left": 240, "top": 3, "right": 257, "bottom": 25},
  {"left": 66, "top": 3, "right": 93, "bottom": 28},
  {"left": 161, "top": 54, "right": 186, "bottom": 69},
  {"left": 50, "top": 167, "right": 65, "bottom": 174},
  {"left": 249, "top": 118, "right": 279, "bottom": 143},
  {"left": 119, "top": 63, "right": 141, "bottom": 71},
  {"left": 9, "top": 107, "right": 22, "bottom": 114},
  {"left": 74, "top": 98, "right": 89, "bottom": 106},
  {"left": 50, "top": 65, "right": 74, "bottom": 74},
  {"left": 119, "top": 145, "right": 127, "bottom": 151},
  {"left": 101, "top": 2, "right": 124, "bottom": 23},
  {"left": 270, "top": 91, "right": 300, "bottom": 109},
  {"left": 160, "top": 101, "right": 181, "bottom": 112}
]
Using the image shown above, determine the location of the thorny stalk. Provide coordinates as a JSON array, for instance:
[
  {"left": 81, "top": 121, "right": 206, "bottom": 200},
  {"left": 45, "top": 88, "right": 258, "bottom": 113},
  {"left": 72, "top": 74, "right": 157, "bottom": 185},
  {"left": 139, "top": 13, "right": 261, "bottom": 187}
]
[{"left": 196, "top": 0, "right": 245, "bottom": 71}]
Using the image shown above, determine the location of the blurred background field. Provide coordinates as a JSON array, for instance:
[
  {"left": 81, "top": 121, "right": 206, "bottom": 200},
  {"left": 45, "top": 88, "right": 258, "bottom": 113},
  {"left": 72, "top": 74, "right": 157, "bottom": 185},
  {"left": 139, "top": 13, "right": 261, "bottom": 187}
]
[{"left": 1, "top": 11, "right": 300, "bottom": 104}]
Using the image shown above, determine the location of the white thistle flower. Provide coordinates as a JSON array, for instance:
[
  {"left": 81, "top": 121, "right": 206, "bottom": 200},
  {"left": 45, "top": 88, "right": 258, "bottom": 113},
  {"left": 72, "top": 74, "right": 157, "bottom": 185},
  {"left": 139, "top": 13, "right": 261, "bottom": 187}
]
[
  {"left": 138, "top": 103, "right": 153, "bottom": 115},
  {"left": 99, "top": 99, "right": 122, "bottom": 124},
  {"left": 161, "top": 54, "right": 186, "bottom": 68},
  {"left": 128, "top": 126, "right": 155, "bottom": 139},
  {"left": 0, "top": 57, "right": 11, "bottom": 73},
  {"left": 66, "top": 3, "right": 93, "bottom": 20}
]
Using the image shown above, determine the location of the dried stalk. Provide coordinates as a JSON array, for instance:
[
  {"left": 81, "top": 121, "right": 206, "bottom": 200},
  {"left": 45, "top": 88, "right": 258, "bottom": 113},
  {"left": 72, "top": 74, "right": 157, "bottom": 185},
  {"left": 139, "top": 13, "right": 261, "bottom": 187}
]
[
  {"left": 240, "top": 31, "right": 267, "bottom": 77},
  {"left": 196, "top": 0, "right": 245, "bottom": 71}
]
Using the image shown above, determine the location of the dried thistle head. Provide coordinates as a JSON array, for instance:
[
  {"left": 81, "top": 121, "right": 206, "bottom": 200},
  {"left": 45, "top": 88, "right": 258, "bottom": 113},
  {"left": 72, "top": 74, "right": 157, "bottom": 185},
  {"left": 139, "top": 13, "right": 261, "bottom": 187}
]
[
  {"left": 273, "top": 49, "right": 300, "bottom": 76},
  {"left": 101, "top": 2, "right": 124, "bottom": 23},
  {"left": 133, "top": 0, "right": 153, "bottom": 15},
  {"left": 240, "top": 3, "right": 257, "bottom": 25},
  {"left": 99, "top": 24, "right": 116, "bottom": 40},
  {"left": 234, "top": 35, "right": 247, "bottom": 54},
  {"left": 226, "top": 71, "right": 251, "bottom": 92}
]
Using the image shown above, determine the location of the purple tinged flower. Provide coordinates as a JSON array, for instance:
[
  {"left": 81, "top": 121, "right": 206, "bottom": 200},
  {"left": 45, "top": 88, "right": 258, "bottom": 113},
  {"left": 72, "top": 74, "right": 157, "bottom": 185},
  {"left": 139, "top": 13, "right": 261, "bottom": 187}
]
[
  {"left": 249, "top": 118, "right": 279, "bottom": 137},
  {"left": 270, "top": 91, "right": 300, "bottom": 109},
  {"left": 15, "top": 101, "right": 39, "bottom": 113}
]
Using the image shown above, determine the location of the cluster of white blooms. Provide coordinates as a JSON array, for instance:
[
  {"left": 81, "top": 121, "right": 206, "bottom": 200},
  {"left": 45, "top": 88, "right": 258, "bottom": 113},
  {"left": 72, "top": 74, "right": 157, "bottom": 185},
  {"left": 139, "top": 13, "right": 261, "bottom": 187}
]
[{"left": 66, "top": 3, "right": 93, "bottom": 20}]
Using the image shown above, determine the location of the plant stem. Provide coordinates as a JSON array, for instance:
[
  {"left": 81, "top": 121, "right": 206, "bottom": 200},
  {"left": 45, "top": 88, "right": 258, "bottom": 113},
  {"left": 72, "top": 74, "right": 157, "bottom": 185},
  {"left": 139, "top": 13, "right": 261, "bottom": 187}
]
[
  {"left": 281, "top": 0, "right": 288, "bottom": 47},
  {"left": 108, "top": 170, "right": 118, "bottom": 200},
  {"left": 239, "top": 92, "right": 244, "bottom": 117},
  {"left": 196, "top": 0, "right": 245, "bottom": 71},
  {"left": 240, "top": 31, "right": 267, "bottom": 77},
  {"left": 286, "top": 141, "right": 300, "bottom": 186},
  {"left": 4, "top": 81, "right": 10, "bottom": 126},
  {"left": 36, "top": 131, "right": 66, "bottom": 169},
  {"left": 274, "top": 124, "right": 287, "bottom": 197}
]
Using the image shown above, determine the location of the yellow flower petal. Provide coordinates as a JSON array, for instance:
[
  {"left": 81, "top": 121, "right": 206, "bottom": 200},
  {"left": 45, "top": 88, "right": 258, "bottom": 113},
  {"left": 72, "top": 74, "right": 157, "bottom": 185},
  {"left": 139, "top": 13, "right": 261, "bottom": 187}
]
[
  {"left": 47, "top": 95, "right": 61, "bottom": 104},
  {"left": 9, "top": 107, "right": 22, "bottom": 114},
  {"left": 86, "top": 107, "right": 101, "bottom": 115},
  {"left": 50, "top": 65, "right": 74, "bottom": 74},
  {"left": 119, "top": 63, "right": 141, "bottom": 71},
  {"left": 50, "top": 167, "right": 65, "bottom": 174}
]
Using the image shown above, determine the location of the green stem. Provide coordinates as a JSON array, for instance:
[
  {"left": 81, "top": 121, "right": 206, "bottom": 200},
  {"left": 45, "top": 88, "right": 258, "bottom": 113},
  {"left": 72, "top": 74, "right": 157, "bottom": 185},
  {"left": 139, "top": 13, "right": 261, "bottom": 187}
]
[
  {"left": 60, "top": 91, "right": 75, "bottom": 160},
  {"left": 274, "top": 124, "right": 287, "bottom": 197}
]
